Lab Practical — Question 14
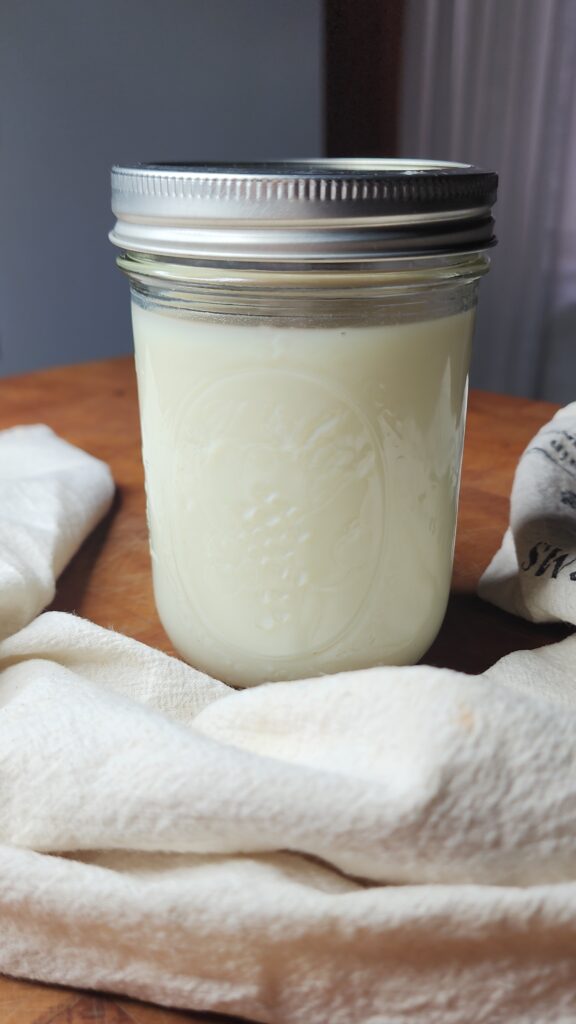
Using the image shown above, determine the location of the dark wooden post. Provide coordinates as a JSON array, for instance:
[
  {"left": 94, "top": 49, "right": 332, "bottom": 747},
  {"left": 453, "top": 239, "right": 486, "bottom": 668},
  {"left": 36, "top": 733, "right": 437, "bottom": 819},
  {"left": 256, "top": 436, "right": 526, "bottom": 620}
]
[{"left": 324, "top": 0, "right": 406, "bottom": 157}]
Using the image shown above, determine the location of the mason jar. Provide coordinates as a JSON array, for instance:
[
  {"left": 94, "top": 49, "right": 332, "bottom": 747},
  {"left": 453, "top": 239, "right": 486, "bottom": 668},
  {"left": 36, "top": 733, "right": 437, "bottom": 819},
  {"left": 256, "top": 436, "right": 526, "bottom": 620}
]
[{"left": 109, "top": 160, "right": 497, "bottom": 686}]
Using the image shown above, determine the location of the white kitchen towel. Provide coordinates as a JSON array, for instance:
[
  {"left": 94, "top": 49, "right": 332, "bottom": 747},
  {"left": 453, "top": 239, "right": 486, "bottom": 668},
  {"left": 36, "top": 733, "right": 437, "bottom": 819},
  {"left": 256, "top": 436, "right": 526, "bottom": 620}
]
[
  {"left": 0, "top": 422, "right": 575, "bottom": 1024},
  {"left": 0, "top": 424, "right": 114, "bottom": 640},
  {"left": 479, "top": 401, "right": 576, "bottom": 625}
]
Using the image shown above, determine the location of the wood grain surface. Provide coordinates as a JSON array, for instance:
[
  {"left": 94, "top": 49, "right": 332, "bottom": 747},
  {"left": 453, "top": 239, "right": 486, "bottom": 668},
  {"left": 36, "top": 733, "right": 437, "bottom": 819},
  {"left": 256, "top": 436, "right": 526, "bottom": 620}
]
[{"left": 0, "top": 356, "right": 567, "bottom": 1021}]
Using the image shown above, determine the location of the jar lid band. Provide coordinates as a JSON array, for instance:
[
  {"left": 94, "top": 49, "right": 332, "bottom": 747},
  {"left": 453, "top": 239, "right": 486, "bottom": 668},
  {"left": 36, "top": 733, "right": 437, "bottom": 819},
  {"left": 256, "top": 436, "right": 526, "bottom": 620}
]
[{"left": 110, "top": 160, "right": 498, "bottom": 262}]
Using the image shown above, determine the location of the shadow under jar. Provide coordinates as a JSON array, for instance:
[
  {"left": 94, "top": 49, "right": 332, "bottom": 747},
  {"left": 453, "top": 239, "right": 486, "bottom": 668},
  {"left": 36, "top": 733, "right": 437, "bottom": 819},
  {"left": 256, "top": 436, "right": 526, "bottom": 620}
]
[{"left": 110, "top": 160, "right": 497, "bottom": 687}]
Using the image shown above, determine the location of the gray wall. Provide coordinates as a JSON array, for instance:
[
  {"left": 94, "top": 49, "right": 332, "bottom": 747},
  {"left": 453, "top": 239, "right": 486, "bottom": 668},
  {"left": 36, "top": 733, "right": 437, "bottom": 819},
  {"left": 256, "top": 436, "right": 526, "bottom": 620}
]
[{"left": 0, "top": 0, "right": 323, "bottom": 377}]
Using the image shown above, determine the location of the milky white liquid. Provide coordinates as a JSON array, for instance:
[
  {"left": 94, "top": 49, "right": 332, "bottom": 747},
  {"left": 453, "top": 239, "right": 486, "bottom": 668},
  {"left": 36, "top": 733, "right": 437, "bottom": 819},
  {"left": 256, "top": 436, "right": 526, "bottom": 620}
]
[{"left": 132, "top": 301, "right": 474, "bottom": 686}]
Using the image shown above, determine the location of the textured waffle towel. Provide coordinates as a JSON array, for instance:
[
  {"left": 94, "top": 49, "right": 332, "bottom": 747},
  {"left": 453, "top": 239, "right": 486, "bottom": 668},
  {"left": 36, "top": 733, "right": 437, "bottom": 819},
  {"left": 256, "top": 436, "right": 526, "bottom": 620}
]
[{"left": 0, "top": 420, "right": 575, "bottom": 1024}]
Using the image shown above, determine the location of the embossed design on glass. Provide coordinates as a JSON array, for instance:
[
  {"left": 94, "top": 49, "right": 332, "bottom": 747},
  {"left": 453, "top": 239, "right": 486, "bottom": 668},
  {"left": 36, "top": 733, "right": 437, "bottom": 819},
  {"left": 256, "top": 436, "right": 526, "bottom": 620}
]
[{"left": 168, "top": 369, "right": 386, "bottom": 657}]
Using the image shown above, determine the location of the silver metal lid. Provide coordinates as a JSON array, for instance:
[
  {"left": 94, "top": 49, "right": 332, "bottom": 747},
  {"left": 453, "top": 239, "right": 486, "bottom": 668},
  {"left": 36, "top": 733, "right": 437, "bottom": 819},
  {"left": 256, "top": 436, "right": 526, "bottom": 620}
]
[{"left": 109, "top": 159, "right": 498, "bottom": 265}]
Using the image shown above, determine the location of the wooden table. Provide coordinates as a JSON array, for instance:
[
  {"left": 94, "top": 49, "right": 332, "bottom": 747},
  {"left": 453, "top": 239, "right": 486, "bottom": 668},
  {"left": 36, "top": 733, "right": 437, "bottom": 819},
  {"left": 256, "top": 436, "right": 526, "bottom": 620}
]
[{"left": 0, "top": 357, "right": 568, "bottom": 1022}]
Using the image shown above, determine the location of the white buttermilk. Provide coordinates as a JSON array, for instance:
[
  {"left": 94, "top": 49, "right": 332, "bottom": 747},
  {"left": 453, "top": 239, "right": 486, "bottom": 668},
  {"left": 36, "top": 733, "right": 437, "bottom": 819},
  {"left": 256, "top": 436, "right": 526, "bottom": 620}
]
[{"left": 132, "top": 302, "right": 474, "bottom": 686}]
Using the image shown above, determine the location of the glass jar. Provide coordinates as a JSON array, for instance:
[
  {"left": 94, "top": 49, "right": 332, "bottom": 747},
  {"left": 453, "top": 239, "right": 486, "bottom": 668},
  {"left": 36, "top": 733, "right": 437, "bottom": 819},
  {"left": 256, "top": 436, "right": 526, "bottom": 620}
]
[{"left": 110, "top": 160, "right": 497, "bottom": 686}]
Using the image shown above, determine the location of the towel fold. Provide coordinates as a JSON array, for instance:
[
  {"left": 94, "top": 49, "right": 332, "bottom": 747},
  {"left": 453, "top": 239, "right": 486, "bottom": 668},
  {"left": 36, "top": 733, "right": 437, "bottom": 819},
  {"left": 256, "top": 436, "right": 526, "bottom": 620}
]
[
  {"left": 0, "top": 421, "right": 574, "bottom": 1024},
  {"left": 0, "top": 424, "right": 114, "bottom": 640}
]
